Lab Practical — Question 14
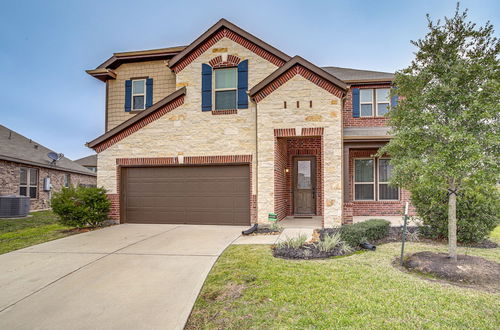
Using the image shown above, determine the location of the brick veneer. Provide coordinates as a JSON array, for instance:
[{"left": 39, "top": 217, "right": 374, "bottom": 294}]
[
  {"left": 343, "top": 83, "right": 392, "bottom": 127},
  {"left": 274, "top": 128, "right": 324, "bottom": 221},
  {"left": 0, "top": 159, "right": 96, "bottom": 211},
  {"left": 253, "top": 64, "right": 344, "bottom": 102},
  {"left": 343, "top": 148, "right": 415, "bottom": 224},
  {"left": 209, "top": 54, "right": 241, "bottom": 68},
  {"left": 171, "top": 28, "right": 286, "bottom": 73},
  {"left": 111, "top": 155, "right": 254, "bottom": 223}
]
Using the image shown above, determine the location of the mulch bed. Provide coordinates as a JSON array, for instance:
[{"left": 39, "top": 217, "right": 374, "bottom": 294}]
[
  {"left": 402, "top": 251, "right": 500, "bottom": 292},
  {"left": 272, "top": 243, "right": 355, "bottom": 260}
]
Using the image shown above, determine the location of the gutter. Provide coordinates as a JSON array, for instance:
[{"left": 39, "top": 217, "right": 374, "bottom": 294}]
[{"left": 0, "top": 155, "right": 97, "bottom": 177}]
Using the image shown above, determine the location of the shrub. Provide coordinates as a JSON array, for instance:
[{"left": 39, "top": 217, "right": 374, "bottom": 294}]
[
  {"left": 317, "top": 232, "right": 342, "bottom": 252},
  {"left": 276, "top": 234, "right": 308, "bottom": 249},
  {"left": 412, "top": 184, "right": 499, "bottom": 243},
  {"left": 51, "top": 186, "right": 111, "bottom": 228},
  {"left": 340, "top": 219, "right": 390, "bottom": 247}
]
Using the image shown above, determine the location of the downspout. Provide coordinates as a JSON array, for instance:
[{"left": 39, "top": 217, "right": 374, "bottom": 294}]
[{"left": 254, "top": 96, "right": 259, "bottom": 224}]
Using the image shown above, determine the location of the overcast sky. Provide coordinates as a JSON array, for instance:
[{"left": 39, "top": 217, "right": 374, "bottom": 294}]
[{"left": 1, "top": 0, "right": 498, "bottom": 160}]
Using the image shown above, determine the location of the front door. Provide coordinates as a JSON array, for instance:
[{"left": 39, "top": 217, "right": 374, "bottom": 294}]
[{"left": 293, "top": 156, "right": 316, "bottom": 215}]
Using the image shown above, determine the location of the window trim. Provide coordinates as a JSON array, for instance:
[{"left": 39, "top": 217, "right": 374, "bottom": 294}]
[
  {"left": 376, "top": 88, "right": 391, "bottom": 117},
  {"left": 213, "top": 67, "right": 238, "bottom": 110},
  {"left": 359, "top": 88, "right": 374, "bottom": 117},
  {"left": 131, "top": 79, "right": 146, "bottom": 111},
  {"left": 353, "top": 158, "right": 375, "bottom": 201},
  {"left": 377, "top": 158, "right": 399, "bottom": 201},
  {"left": 357, "top": 88, "right": 391, "bottom": 118},
  {"left": 19, "top": 167, "right": 38, "bottom": 199}
]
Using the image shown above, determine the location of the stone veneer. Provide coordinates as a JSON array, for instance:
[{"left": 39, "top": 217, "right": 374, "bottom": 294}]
[
  {"left": 106, "top": 60, "right": 176, "bottom": 131},
  {"left": 0, "top": 160, "right": 96, "bottom": 210},
  {"left": 256, "top": 75, "right": 343, "bottom": 227}
]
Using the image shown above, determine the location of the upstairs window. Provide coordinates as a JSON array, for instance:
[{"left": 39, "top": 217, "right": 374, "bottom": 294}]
[
  {"left": 20, "top": 167, "right": 38, "bottom": 198},
  {"left": 357, "top": 88, "right": 391, "bottom": 117},
  {"left": 131, "top": 79, "right": 146, "bottom": 110},
  {"left": 214, "top": 68, "right": 237, "bottom": 110}
]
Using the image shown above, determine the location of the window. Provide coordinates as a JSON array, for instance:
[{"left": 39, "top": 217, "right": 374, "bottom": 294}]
[
  {"left": 64, "top": 174, "right": 71, "bottom": 188},
  {"left": 131, "top": 79, "right": 146, "bottom": 110},
  {"left": 359, "top": 89, "right": 373, "bottom": 117},
  {"left": 376, "top": 88, "right": 390, "bottom": 116},
  {"left": 378, "top": 159, "right": 399, "bottom": 200},
  {"left": 354, "top": 158, "right": 399, "bottom": 201},
  {"left": 19, "top": 167, "right": 38, "bottom": 198},
  {"left": 354, "top": 159, "right": 374, "bottom": 200},
  {"left": 214, "top": 68, "right": 237, "bottom": 110},
  {"left": 358, "top": 88, "right": 391, "bottom": 117}
]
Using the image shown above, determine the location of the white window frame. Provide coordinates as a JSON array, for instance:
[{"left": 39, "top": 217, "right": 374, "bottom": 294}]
[
  {"left": 376, "top": 88, "right": 391, "bottom": 117},
  {"left": 19, "top": 167, "right": 38, "bottom": 199},
  {"left": 353, "top": 158, "right": 375, "bottom": 201},
  {"left": 359, "top": 88, "right": 374, "bottom": 117},
  {"left": 131, "top": 79, "right": 146, "bottom": 111},
  {"left": 64, "top": 173, "right": 71, "bottom": 188},
  {"left": 377, "top": 158, "right": 399, "bottom": 201},
  {"left": 213, "top": 67, "right": 238, "bottom": 110}
]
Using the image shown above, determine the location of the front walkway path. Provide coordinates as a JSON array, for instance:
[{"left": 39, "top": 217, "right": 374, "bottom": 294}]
[{"left": 0, "top": 224, "right": 244, "bottom": 330}]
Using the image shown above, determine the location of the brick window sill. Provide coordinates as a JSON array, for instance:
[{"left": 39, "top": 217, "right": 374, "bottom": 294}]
[
  {"left": 352, "top": 200, "right": 401, "bottom": 204},
  {"left": 212, "top": 109, "right": 238, "bottom": 115}
]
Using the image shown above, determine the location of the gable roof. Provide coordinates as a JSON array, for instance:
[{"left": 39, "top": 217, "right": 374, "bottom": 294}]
[
  {"left": 321, "top": 66, "right": 394, "bottom": 84},
  {"left": 87, "top": 46, "right": 186, "bottom": 82},
  {"left": 0, "top": 125, "right": 96, "bottom": 176},
  {"left": 75, "top": 154, "right": 97, "bottom": 167},
  {"left": 87, "top": 87, "right": 186, "bottom": 152},
  {"left": 168, "top": 18, "right": 292, "bottom": 72},
  {"left": 249, "top": 56, "right": 348, "bottom": 102}
]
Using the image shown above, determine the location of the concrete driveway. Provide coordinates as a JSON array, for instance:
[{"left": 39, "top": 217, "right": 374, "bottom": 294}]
[{"left": 0, "top": 224, "right": 244, "bottom": 330}]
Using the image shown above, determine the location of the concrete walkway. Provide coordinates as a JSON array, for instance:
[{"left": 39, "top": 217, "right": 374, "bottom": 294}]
[
  {"left": 233, "top": 227, "right": 315, "bottom": 245},
  {"left": 0, "top": 224, "right": 244, "bottom": 330}
]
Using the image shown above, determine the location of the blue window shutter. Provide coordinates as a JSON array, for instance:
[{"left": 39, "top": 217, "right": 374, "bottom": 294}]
[
  {"left": 237, "top": 60, "right": 248, "bottom": 109},
  {"left": 124, "top": 80, "right": 132, "bottom": 112},
  {"left": 391, "top": 94, "right": 398, "bottom": 107},
  {"left": 146, "top": 78, "right": 153, "bottom": 108},
  {"left": 352, "top": 88, "right": 360, "bottom": 118},
  {"left": 201, "top": 64, "right": 212, "bottom": 111}
]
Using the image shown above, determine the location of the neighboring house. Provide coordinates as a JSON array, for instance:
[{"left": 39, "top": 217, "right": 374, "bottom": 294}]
[
  {"left": 0, "top": 125, "right": 97, "bottom": 210},
  {"left": 86, "top": 19, "right": 413, "bottom": 227},
  {"left": 75, "top": 154, "right": 97, "bottom": 173}
]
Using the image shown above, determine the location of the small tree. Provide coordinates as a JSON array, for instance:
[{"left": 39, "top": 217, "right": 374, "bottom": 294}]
[{"left": 380, "top": 5, "right": 500, "bottom": 261}]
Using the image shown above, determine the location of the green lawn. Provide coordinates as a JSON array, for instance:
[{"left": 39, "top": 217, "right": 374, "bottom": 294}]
[
  {"left": 187, "top": 231, "right": 500, "bottom": 329},
  {"left": 0, "top": 211, "right": 73, "bottom": 254}
]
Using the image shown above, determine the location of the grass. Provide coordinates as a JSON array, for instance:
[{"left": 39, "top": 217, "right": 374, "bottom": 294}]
[
  {"left": 186, "top": 228, "right": 500, "bottom": 329},
  {"left": 0, "top": 211, "right": 73, "bottom": 254}
]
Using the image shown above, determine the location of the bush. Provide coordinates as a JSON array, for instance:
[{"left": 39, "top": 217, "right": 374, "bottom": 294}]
[
  {"left": 411, "top": 184, "right": 499, "bottom": 244},
  {"left": 317, "top": 232, "right": 342, "bottom": 252},
  {"left": 51, "top": 186, "right": 111, "bottom": 228},
  {"left": 340, "top": 219, "right": 391, "bottom": 247},
  {"left": 276, "top": 234, "right": 308, "bottom": 250}
]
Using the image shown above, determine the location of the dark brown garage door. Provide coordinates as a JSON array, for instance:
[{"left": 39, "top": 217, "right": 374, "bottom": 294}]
[{"left": 121, "top": 165, "right": 250, "bottom": 225}]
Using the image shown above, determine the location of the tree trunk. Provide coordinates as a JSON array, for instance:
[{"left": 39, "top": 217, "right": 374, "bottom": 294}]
[{"left": 448, "top": 181, "right": 458, "bottom": 262}]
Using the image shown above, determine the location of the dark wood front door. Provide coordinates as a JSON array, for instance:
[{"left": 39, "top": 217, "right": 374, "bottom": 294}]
[{"left": 293, "top": 156, "right": 316, "bottom": 215}]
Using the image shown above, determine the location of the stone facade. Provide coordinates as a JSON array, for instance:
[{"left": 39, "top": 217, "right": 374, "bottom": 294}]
[
  {"left": 0, "top": 159, "right": 96, "bottom": 211},
  {"left": 256, "top": 75, "right": 343, "bottom": 227},
  {"left": 106, "top": 60, "right": 176, "bottom": 131}
]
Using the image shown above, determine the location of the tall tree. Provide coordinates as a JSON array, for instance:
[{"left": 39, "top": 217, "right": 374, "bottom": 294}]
[{"left": 380, "top": 4, "right": 500, "bottom": 261}]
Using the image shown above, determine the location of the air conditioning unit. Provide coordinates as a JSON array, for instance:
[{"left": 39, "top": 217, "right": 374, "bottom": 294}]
[{"left": 0, "top": 196, "right": 31, "bottom": 218}]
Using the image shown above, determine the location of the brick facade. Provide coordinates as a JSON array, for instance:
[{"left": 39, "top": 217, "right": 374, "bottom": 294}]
[
  {"left": 0, "top": 159, "right": 97, "bottom": 211},
  {"left": 343, "top": 84, "right": 392, "bottom": 127}
]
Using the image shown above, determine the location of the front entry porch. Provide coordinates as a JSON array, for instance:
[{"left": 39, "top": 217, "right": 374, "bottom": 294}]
[{"left": 274, "top": 136, "right": 323, "bottom": 223}]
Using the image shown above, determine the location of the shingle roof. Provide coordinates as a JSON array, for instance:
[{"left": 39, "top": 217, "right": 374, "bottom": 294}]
[
  {"left": 75, "top": 154, "right": 97, "bottom": 167},
  {"left": 321, "top": 66, "right": 394, "bottom": 83},
  {"left": 0, "top": 125, "right": 96, "bottom": 176}
]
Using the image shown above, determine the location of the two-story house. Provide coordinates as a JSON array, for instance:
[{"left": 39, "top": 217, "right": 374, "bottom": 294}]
[{"left": 86, "top": 19, "right": 410, "bottom": 227}]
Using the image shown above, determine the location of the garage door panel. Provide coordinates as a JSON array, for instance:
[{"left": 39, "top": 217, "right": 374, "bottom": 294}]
[{"left": 122, "top": 165, "right": 250, "bottom": 225}]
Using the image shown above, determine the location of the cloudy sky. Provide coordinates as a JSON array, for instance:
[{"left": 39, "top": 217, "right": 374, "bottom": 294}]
[{"left": 1, "top": 0, "right": 498, "bottom": 160}]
